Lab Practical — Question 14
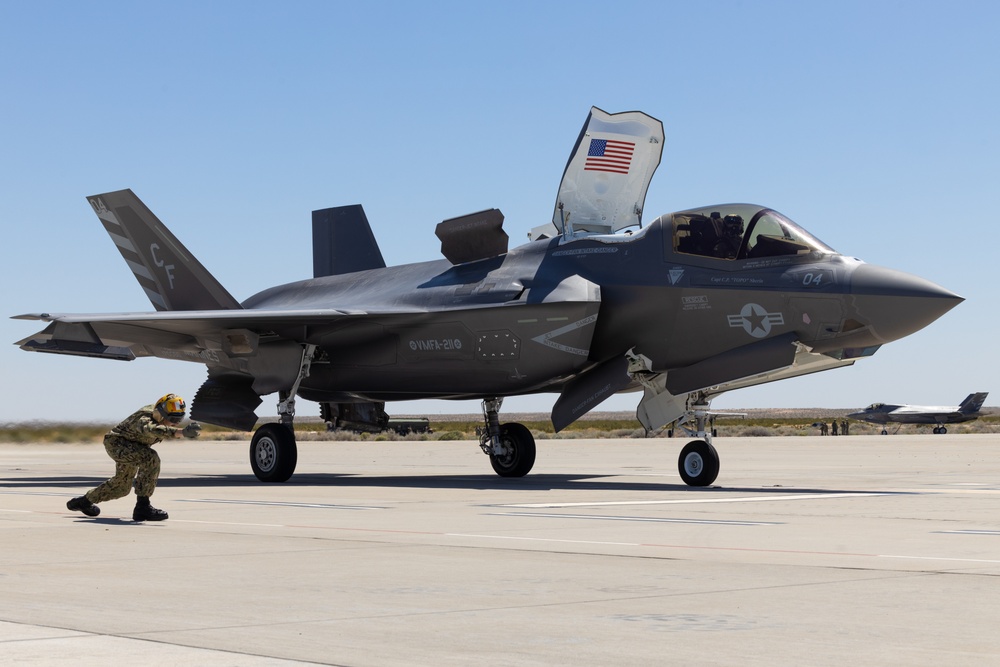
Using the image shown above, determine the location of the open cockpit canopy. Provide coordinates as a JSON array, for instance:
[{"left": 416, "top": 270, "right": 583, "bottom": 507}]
[{"left": 668, "top": 204, "right": 835, "bottom": 261}]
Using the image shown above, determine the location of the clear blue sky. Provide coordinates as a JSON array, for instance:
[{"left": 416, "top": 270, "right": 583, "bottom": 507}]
[{"left": 2, "top": 1, "right": 997, "bottom": 423}]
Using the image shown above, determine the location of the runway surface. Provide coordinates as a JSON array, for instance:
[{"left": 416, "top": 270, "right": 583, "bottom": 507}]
[{"left": 2, "top": 434, "right": 999, "bottom": 665}]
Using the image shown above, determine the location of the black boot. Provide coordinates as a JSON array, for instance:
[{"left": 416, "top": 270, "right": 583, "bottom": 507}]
[
  {"left": 132, "top": 496, "right": 168, "bottom": 522},
  {"left": 67, "top": 496, "right": 100, "bottom": 517}
]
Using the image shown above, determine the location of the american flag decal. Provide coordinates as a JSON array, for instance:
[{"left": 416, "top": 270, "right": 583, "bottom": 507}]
[{"left": 584, "top": 138, "right": 635, "bottom": 174}]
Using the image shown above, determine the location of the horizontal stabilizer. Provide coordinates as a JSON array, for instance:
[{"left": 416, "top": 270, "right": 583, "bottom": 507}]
[
  {"left": 312, "top": 205, "right": 386, "bottom": 277},
  {"left": 18, "top": 338, "right": 135, "bottom": 361},
  {"left": 435, "top": 209, "right": 508, "bottom": 265},
  {"left": 16, "top": 321, "right": 134, "bottom": 360}
]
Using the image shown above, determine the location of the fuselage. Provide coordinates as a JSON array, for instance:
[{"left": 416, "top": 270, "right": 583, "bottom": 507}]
[{"left": 241, "top": 204, "right": 962, "bottom": 404}]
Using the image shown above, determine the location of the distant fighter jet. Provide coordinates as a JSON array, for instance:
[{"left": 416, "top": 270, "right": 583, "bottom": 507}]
[
  {"left": 14, "top": 107, "right": 963, "bottom": 486},
  {"left": 848, "top": 393, "right": 988, "bottom": 434}
]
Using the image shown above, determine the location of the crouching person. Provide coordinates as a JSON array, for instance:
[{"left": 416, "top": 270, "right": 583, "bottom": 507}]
[{"left": 67, "top": 394, "right": 201, "bottom": 521}]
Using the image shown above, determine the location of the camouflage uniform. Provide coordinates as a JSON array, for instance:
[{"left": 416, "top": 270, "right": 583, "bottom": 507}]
[{"left": 85, "top": 404, "right": 180, "bottom": 504}]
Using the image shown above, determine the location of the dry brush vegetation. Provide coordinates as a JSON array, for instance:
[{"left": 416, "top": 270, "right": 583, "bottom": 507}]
[{"left": 2, "top": 409, "right": 997, "bottom": 443}]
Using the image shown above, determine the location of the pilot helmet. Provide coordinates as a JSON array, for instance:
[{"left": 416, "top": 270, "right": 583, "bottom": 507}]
[{"left": 154, "top": 394, "right": 186, "bottom": 425}]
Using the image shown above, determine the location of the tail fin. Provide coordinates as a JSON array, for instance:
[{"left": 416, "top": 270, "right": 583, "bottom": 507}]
[
  {"left": 311, "top": 205, "right": 386, "bottom": 277},
  {"left": 87, "top": 190, "right": 242, "bottom": 311},
  {"left": 958, "top": 392, "right": 988, "bottom": 414}
]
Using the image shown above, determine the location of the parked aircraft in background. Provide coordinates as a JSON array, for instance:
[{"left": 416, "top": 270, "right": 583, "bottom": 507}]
[
  {"left": 848, "top": 392, "right": 988, "bottom": 434},
  {"left": 14, "top": 107, "right": 963, "bottom": 486}
]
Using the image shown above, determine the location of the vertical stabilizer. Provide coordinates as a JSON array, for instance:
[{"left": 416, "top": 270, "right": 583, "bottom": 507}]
[
  {"left": 87, "top": 190, "right": 242, "bottom": 311},
  {"left": 312, "top": 205, "right": 386, "bottom": 277},
  {"left": 959, "top": 392, "right": 988, "bottom": 414}
]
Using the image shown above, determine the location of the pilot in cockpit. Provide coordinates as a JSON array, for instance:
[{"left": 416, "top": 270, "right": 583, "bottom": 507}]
[{"left": 712, "top": 214, "right": 744, "bottom": 259}]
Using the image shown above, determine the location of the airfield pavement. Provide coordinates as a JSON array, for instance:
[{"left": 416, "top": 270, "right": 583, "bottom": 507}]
[{"left": 1, "top": 434, "right": 999, "bottom": 666}]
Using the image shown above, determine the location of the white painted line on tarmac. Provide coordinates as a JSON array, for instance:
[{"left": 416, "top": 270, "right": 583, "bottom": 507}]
[
  {"left": 878, "top": 554, "right": 1000, "bottom": 564},
  {"left": 488, "top": 511, "right": 779, "bottom": 526},
  {"left": 498, "top": 492, "right": 896, "bottom": 509},
  {"left": 179, "top": 498, "right": 384, "bottom": 510},
  {"left": 451, "top": 533, "right": 1000, "bottom": 563},
  {"left": 173, "top": 519, "right": 285, "bottom": 527},
  {"left": 447, "top": 533, "right": 639, "bottom": 547}
]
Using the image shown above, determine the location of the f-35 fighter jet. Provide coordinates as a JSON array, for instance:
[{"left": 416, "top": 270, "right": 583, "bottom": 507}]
[
  {"left": 848, "top": 393, "right": 988, "bottom": 434},
  {"left": 15, "top": 108, "right": 963, "bottom": 486}
]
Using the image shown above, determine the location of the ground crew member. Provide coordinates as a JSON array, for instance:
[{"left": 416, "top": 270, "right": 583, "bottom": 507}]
[{"left": 66, "top": 394, "right": 201, "bottom": 521}]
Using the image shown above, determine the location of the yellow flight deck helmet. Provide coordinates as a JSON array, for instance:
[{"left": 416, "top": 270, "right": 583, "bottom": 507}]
[{"left": 155, "top": 394, "right": 186, "bottom": 425}]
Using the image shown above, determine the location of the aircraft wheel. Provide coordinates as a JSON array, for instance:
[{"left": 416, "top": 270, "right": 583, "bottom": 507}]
[
  {"left": 490, "top": 423, "right": 536, "bottom": 477},
  {"left": 250, "top": 423, "right": 298, "bottom": 483},
  {"left": 881, "top": 429, "right": 888, "bottom": 435},
  {"left": 937, "top": 427, "right": 947, "bottom": 434},
  {"left": 678, "top": 440, "right": 719, "bottom": 487}
]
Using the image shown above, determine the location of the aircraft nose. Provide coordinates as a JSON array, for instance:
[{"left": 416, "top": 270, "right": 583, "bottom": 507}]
[{"left": 849, "top": 263, "right": 963, "bottom": 344}]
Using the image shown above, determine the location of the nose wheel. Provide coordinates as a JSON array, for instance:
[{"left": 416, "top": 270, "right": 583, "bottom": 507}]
[{"left": 678, "top": 440, "right": 720, "bottom": 486}]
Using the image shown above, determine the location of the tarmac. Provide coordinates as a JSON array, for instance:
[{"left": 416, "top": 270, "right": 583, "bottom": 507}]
[{"left": 1, "top": 434, "right": 999, "bottom": 666}]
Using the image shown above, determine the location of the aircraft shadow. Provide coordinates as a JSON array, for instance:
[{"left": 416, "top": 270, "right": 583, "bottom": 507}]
[{"left": 0, "top": 472, "right": 902, "bottom": 496}]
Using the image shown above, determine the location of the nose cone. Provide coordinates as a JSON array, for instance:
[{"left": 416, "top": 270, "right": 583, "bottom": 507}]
[{"left": 850, "top": 264, "right": 963, "bottom": 344}]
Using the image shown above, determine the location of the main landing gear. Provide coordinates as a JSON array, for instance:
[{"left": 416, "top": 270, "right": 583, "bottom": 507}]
[
  {"left": 249, "top": 345, "right": 315, "bottom": 483},
  {"left": 478, "top": 398, "right": 536, "bottom": 477}
]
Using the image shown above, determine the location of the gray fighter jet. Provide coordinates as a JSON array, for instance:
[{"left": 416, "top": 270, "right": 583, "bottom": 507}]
[
  {"left": 848, "top": 392, "right": 988, "bottom": 434},
  {"left": 14, "top": 107, "right": 963, "bottom": 486}
]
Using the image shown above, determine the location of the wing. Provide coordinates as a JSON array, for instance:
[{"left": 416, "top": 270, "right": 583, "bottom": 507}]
[
  {"left": 14, "top": 308, "right": 417, "bottom": 431},
  {"left": 14, "top": 309, "right": 351, "bottom": 361}
]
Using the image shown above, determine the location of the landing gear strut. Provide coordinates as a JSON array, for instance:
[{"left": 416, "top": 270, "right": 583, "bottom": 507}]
[
  {"left": 478, "top": 398, "right": 536, "bottom": 477},
  {"left": 249, "top": 344, "right": 315, "bottom": 483},
  {"left": 627, "top": 354, "right": 722, "bottom": 487}
]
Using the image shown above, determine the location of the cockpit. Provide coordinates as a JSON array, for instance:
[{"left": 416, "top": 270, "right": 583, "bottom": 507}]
[{"left": 669, "top": 204, "right": 834, "bottom": 261}]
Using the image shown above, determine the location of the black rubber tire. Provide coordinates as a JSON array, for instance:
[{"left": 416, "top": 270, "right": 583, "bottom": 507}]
[
  {"left": 250, "top": 423, "right": 298, "bottom": 483},
  {"left": 489, "top": 422, "right": 536, "bottom": 477},
  {"left": 677, "top": 439, "right": 720, "bottom": 487}
]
